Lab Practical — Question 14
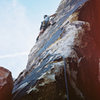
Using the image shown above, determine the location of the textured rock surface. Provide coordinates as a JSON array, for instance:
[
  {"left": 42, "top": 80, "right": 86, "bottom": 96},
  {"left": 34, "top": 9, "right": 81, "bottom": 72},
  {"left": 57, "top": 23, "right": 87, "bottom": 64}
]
[
  {"left": 12, "top": 0, "right": 100, "bottom": 100},
  {"left": 0, "top": 66, "right": 13, "bottom": 100}
]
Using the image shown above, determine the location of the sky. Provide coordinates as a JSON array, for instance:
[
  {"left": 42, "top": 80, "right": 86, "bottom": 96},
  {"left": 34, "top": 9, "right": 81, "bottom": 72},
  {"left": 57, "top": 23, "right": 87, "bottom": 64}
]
[{"left": 0, "top": 0, "right": 61, "bottom": 78}]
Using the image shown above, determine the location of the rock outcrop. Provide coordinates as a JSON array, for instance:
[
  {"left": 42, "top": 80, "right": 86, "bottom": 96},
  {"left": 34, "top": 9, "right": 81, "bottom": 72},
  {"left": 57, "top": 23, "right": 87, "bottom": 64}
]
[
  {"left": 0, "top": 67, "right": 13, "bottom": 100},
  {"left": 12, "top": 0, "right": 100, "bottom": 100}
]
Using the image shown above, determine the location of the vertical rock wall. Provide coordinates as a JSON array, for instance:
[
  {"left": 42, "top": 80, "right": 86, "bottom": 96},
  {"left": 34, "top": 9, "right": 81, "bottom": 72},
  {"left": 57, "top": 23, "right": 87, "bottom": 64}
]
[{"left": 12, "top": 0, "right": 100, "bottom": 100}]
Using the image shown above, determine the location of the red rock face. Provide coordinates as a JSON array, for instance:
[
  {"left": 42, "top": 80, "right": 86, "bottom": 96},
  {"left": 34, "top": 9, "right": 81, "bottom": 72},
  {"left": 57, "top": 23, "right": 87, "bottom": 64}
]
[
  {"left": 77, "top": 1, "right": 100, "bottom": 99},
  {"left": 93, "top": 0, "right": 100, "bottom": 51},
  {"left": 95, "top": 0, "right": 100, "bottom": 49},
  {"left": 79, "top": 0, "right": 100, "bottom": 50},
  {"left": 95, "top": 0, "right": 100, "bottom": 29},
  {"left": 0, "top": 67, "right": 13, "bottom": 100}
]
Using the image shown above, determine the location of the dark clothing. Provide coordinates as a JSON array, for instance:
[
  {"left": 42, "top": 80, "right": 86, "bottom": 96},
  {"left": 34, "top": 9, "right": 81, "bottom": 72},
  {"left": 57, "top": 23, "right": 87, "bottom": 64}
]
[
  {"left": 40, "top": 20, "right": 50, "bottom": 31},
  {"left": 36, "top": 14, "right": 56, "bottom": 42}
]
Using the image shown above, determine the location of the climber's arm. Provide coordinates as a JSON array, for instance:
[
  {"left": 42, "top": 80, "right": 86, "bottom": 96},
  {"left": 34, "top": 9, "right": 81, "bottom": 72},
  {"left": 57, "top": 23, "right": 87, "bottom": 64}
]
[{"left": 50, "top": 13, "right": 57, "bottom": 18}]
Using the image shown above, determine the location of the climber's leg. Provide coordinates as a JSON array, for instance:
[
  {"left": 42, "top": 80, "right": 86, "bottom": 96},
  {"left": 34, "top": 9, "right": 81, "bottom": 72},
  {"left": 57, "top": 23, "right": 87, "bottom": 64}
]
[{"left": 36, "top": 28, "right": 45, "bottom": 42}]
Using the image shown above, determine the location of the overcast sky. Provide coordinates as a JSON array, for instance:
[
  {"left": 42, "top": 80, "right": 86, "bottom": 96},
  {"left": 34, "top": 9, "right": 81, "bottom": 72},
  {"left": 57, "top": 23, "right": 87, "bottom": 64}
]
[{"left": 0, "top": 0, "right": 61, "bottom": 78}]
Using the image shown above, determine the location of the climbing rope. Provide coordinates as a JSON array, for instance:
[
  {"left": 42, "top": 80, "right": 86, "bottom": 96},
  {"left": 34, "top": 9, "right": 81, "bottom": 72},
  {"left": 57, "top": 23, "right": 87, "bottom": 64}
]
[{"left": 63, "top": 57, "right": 70, "bottom": 100}]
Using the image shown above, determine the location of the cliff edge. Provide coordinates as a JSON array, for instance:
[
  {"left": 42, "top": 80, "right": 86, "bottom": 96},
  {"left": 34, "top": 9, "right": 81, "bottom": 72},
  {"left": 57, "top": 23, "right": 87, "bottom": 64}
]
[{"left": 12, "top": 0, "right": 100, "bottom": 100}]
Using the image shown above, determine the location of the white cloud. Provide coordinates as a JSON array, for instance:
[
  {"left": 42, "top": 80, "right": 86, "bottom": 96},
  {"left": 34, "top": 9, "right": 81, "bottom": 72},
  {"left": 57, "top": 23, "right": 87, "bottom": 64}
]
[{"left": 0, "top": 51, "right": 29, "bottom": 59}]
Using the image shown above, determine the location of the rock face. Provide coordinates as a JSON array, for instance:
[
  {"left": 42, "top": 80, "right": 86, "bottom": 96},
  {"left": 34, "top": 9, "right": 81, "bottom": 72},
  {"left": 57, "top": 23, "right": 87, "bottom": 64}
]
[
  {"left": 0, "top": 67, "right": 13, "bottom": 100},
  {"left": 13, "top": 0, "right": 100, "bottom": 100}
]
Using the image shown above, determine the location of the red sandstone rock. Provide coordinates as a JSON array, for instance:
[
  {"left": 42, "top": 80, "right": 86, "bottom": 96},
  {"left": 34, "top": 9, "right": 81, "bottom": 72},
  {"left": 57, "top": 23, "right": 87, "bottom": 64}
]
[{"left": 0, "top": 66, "right": 13, "bottom": 100}]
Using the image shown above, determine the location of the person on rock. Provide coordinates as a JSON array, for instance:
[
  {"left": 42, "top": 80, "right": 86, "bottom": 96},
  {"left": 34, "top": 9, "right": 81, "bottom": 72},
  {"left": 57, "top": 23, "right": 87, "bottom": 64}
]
[{"left": 36, "top": 13, "right": 57, "bottom": 41}]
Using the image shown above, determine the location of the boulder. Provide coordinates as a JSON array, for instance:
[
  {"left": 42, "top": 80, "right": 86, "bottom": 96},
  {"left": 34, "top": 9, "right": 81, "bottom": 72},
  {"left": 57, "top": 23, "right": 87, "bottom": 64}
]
[{"left": 0, "top": 66, "right": 13, "bottom": 100}]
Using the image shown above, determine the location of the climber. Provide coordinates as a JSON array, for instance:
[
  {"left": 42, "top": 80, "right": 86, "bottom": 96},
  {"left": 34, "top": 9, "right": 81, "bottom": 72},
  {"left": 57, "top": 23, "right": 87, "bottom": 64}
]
[{"left": 36, "top": 13, "right": 57, "bottom": 41}]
